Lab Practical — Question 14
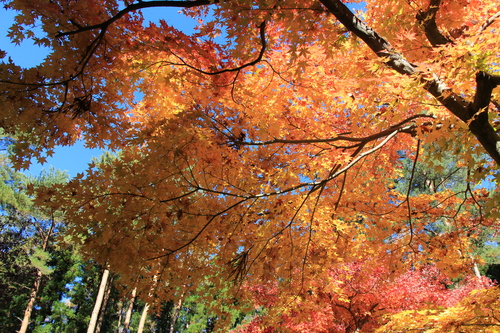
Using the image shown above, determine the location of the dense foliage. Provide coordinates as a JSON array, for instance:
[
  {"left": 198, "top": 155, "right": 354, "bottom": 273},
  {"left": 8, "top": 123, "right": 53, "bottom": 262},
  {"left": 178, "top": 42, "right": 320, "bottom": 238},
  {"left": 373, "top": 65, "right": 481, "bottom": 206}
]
[{"left": 2, "top": 0, "right": 500, "bottom": 331}]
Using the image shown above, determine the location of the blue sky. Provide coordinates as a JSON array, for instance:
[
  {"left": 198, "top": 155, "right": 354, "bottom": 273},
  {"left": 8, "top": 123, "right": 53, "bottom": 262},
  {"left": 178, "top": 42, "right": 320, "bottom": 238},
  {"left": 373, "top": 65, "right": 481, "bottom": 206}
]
[{"left": 0, "top": 5, "right": 198, "bottom": 177}]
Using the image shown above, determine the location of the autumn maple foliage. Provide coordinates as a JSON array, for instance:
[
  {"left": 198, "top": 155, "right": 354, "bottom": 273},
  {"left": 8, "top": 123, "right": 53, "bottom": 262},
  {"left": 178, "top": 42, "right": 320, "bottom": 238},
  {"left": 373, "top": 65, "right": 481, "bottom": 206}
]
[
  {"left": 2, "top": 0, "right": 500, "bottom": 331},
  {"left": 233, "top": 261, "right": 494, "bottom": 332}
]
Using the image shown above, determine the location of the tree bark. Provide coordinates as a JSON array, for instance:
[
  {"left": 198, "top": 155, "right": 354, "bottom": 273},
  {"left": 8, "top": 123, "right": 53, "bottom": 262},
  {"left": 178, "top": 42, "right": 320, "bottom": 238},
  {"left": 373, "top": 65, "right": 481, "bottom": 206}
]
[
  {"left": 87, "top": 268, "right": 110, "bottom": 333},
  {"left": 169, "top": 295, "right": 184, "bottom": 333},
  {"left": 473, "top": 262, "right": 482, "bottom": 279},
  {"left": 18, "top": 219, "right": 55, "bottom": 333},
  {"left": 95, "top": 274, "right": 114, "bottom": 333},
  {"left": 137, "top": 303, "right": 150, "bottom": 333},
  {"left": 115, "top": 300, "right": 123, "bottom": 333},
  {"left": 18, "top": 269, "right": 43, "bottom": 333},
  {"left": 123, "top": 287, "right": 137, "bottom": 333}
]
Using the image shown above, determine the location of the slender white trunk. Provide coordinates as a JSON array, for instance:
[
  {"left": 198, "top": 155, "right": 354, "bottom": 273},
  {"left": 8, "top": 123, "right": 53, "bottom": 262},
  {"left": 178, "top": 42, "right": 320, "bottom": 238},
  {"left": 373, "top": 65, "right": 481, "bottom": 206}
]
[
  {"left": 87, "top": 268, "right": 110, "bottom": 333},
  {"left": 95, "top": 274, "right": 114, "bottom": 333},
  {"left": 473, "top": 261, "right": 482, "bottom": 279},
  {"left": 137, "top": 303, "right": 150, "bottom": 333},
  {"left": 124, "top": 287, "right": 137, "bottom": 332},
  {"left": 116, "top": 301, "right": 123, "bottom": 333}
]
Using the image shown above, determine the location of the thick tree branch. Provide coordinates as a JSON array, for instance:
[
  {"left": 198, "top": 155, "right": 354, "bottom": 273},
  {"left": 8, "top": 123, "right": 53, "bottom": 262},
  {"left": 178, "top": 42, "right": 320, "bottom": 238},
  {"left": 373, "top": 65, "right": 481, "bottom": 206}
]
[
  {"left": 318, "top": 0, "right": 416, "bottom": 75},
  {"left": 319, "top": 0, "right": 500, "bottom": 166},
  {"left": 56, "top": 0, "right": 217, "bottom": 37},
  {"left": 472, "top": 72, "right": 500, "bottom": 112},
  {"left": 416, "top": 0, "right": 454, "bottom": 47},
  {"left": 468, "top": 72, "right": 500, "bottom": 164}
]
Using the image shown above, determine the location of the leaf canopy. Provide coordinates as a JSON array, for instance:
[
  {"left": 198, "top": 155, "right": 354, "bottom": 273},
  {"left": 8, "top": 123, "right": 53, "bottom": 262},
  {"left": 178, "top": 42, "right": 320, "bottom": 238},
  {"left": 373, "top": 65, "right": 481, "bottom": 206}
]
[{"left": 2, "top": 0, "right": 500, "bottom": 330}]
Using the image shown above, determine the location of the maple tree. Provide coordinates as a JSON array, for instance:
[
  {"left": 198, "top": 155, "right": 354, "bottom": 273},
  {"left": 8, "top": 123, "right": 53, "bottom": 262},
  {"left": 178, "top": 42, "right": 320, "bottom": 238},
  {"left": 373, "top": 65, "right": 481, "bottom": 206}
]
[
  {"left": 2, "top": 0, "right": 500, "bottom": 330},
  {"left": 376, "top": 291, "right": 500, "bottom": 332},
  {"left": 232, "top": 260, "right": 494, "bottom": 332}
]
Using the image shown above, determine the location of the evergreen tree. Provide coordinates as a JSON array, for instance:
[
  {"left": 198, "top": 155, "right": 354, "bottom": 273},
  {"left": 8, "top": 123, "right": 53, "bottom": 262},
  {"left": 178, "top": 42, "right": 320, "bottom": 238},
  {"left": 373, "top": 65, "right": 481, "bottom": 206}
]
[{"left": 0, "top": 154, "right": 71, "bottom": 332}]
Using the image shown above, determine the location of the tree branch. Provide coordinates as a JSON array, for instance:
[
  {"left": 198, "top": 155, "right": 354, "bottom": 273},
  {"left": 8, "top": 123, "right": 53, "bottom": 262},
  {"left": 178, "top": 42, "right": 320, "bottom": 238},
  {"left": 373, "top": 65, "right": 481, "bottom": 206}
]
[
  {"left": 56, "top": 0, "right": 217, "bottom": 37},
  {"left": 416, "top": 0, "right": 454, "bottom": 46},
  {"left": 235, "top": 114, "right": 432, "bottom": 147},
  {"left": 472, "top": 72, "right": 500, "bottom": 112},
  {"left": 166, "top": 21, "right": 267, "bottom": 76},
  {"left": 468, "top": 72, "right": 500, "bottom": 164},
  {"left": 479, "top": 10, "right": 500, "bottom": 33},
  {"left": 318, "top": 0, "right": 417, "bottom": 75},
  {"left": 319, "top": 0, "right": 500, "bottom": 165},
  {"left": 146, "top": 122, "right": 409, "bottom": 259}
]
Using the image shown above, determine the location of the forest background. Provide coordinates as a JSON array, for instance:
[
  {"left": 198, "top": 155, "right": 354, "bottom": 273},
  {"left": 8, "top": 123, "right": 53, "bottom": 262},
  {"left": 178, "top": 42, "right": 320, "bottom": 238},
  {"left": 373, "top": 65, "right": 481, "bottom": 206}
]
[{"left": 1, "top": 0, "right": 500, "bottom": 332}]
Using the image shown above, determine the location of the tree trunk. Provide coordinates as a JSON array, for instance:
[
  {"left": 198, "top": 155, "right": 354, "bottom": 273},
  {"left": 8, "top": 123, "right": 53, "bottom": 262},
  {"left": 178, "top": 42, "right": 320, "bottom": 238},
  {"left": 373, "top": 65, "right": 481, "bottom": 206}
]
[
  {"left": 95, "top": 274, "right": 114, "bottom": 333},
  {"left": 18, "top": 219, "right": 55, "bottom": 333},
  {"left": 169, "top": 295, "right": 184, "bottom": 333},
  {"left": 87, "top": 268, "right": 110, "bottom": 333},
  {"left": 18, "top": 269, "right": 43, "bottom": 333},
  {"left": 123, "top": 287, "right": 137, "bottom": 333},
  {"left": 137, "top": 303, "right": 149, "bottom": 333},
  {"left": 116, "top": 300, "right": 123, "bottom": 333},
  {"left": 473, "top": 262, "right": 482, "bottom": 279}
]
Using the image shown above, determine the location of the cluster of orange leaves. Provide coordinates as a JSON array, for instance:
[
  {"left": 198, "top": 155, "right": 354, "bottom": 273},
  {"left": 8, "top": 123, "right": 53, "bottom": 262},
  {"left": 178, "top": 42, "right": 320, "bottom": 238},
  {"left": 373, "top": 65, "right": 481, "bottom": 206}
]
[{"left": 2, "top": 0, "right": 500, "bottom": 331}]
